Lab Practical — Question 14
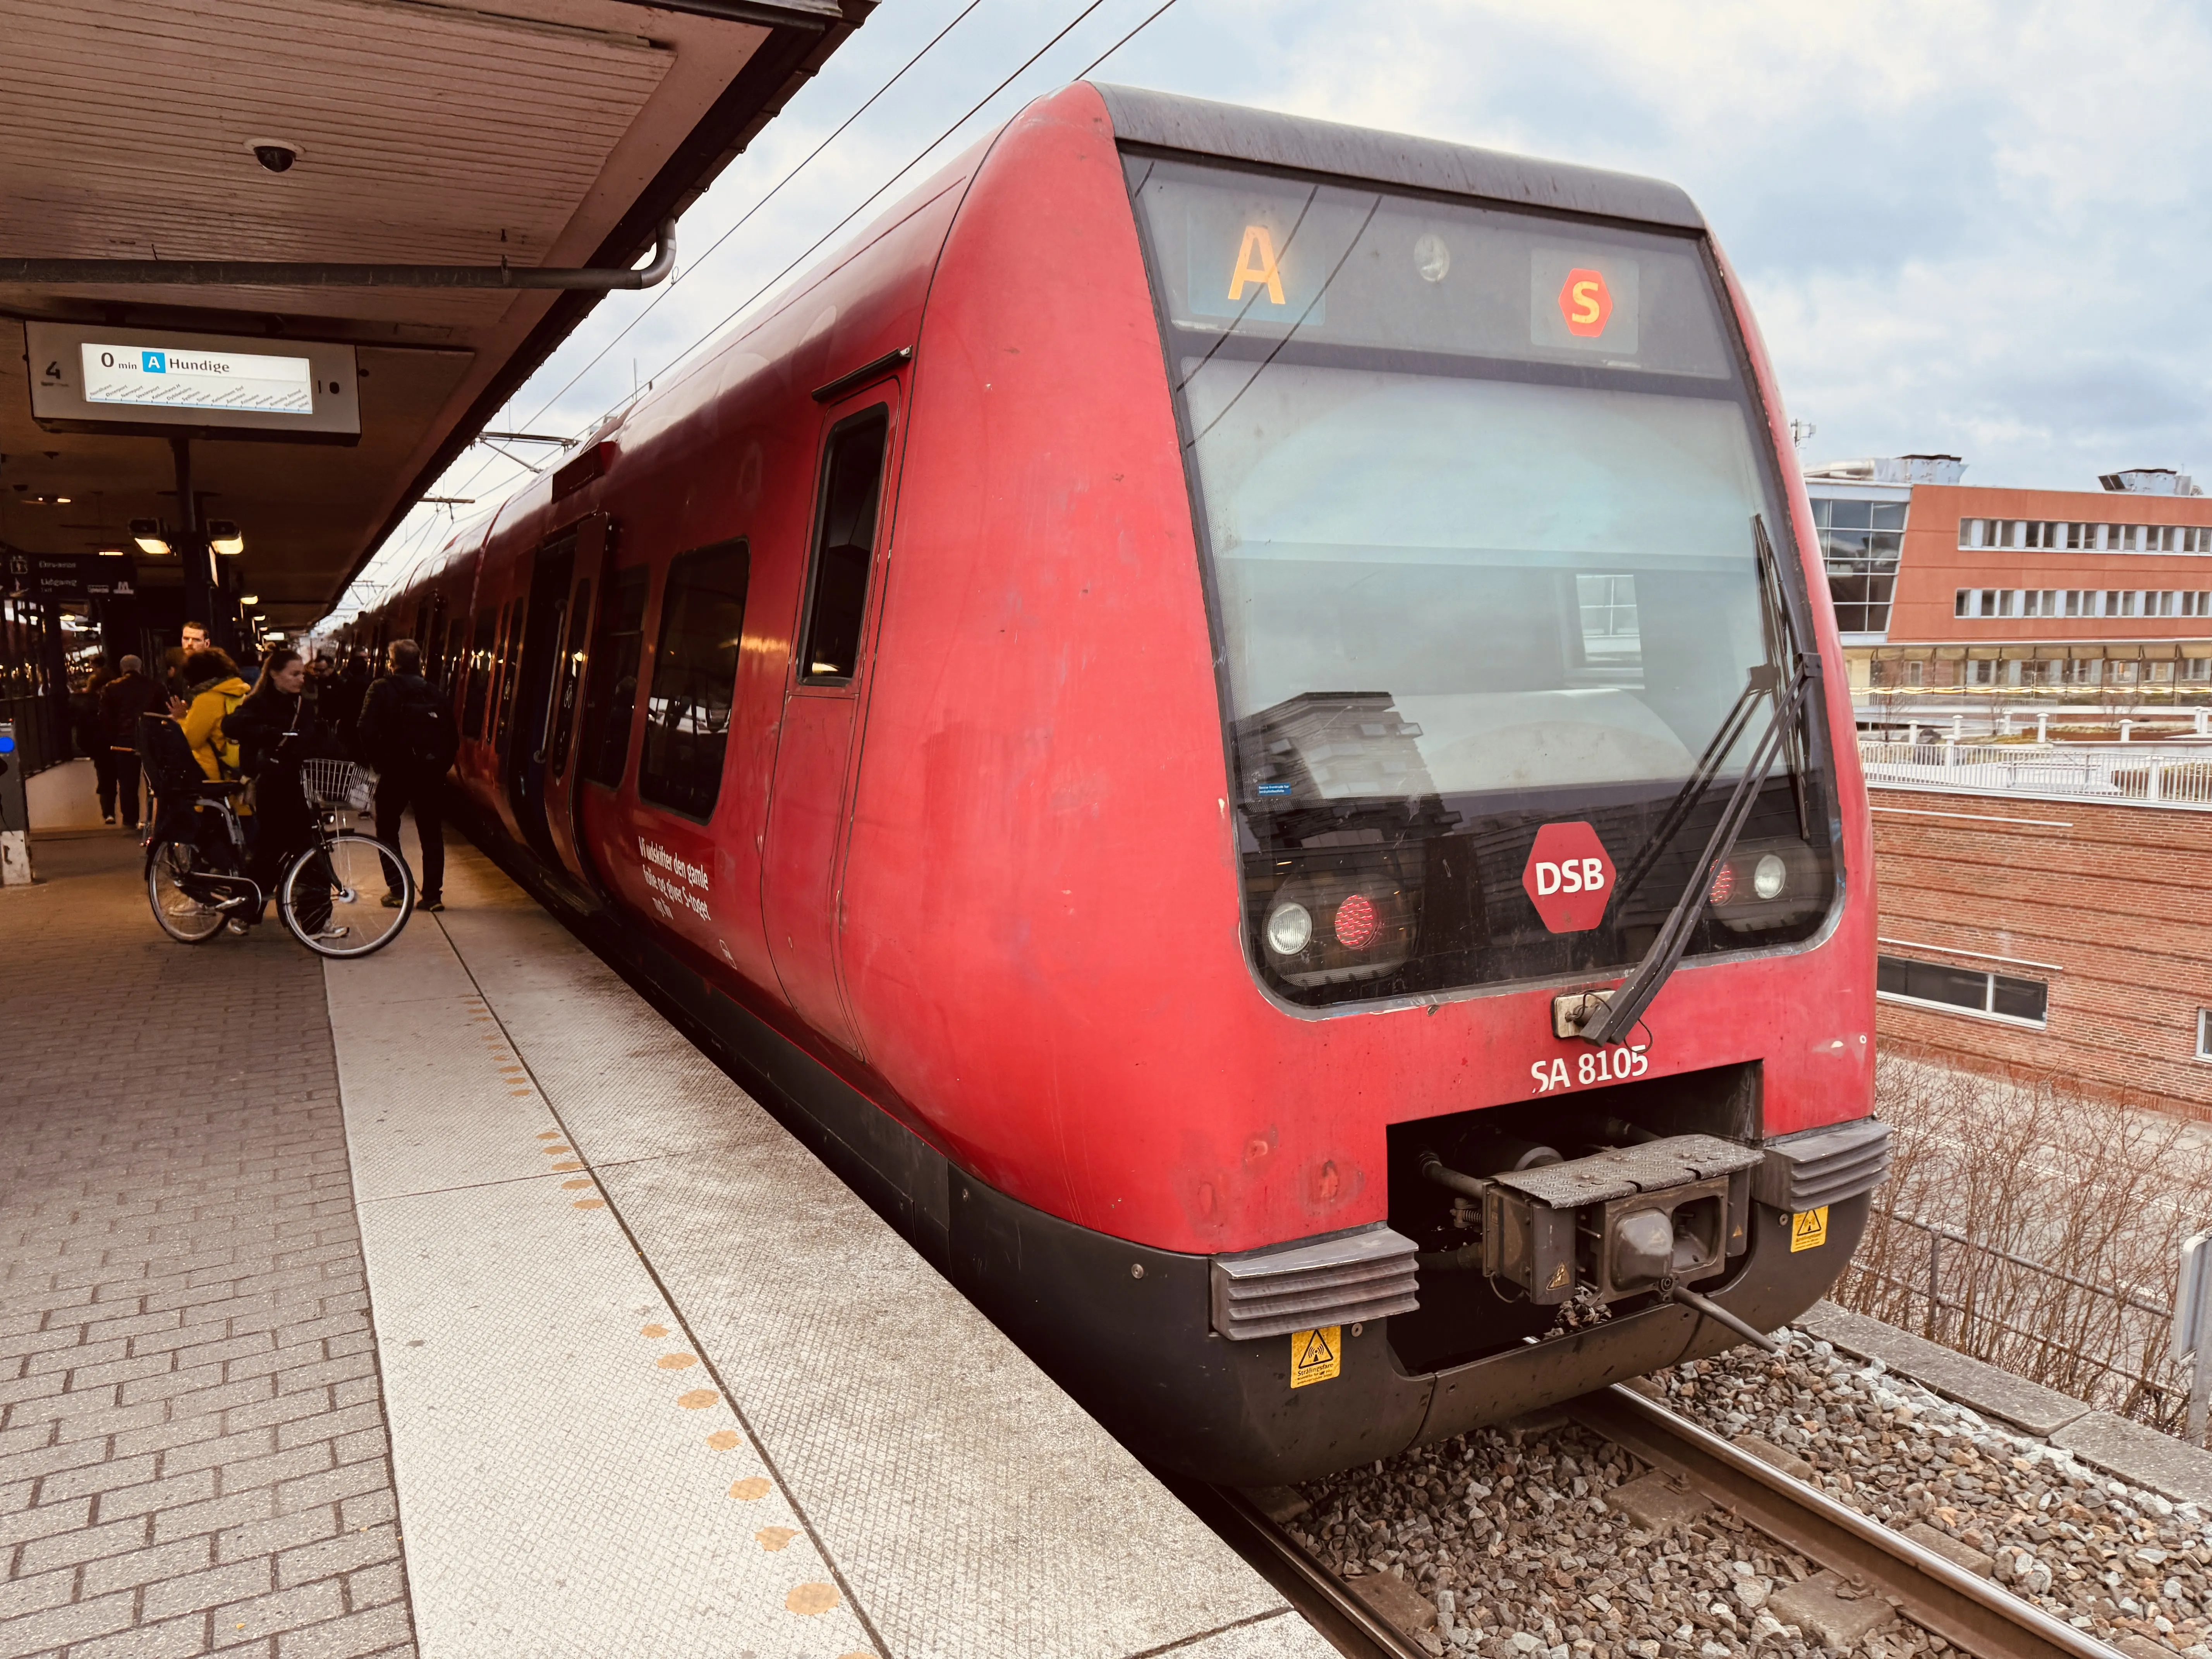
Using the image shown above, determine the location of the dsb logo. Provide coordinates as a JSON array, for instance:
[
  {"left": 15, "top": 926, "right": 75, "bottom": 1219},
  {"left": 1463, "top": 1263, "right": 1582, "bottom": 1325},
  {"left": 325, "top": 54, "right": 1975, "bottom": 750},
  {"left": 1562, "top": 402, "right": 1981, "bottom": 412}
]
[
  {"left": 1532, "top": 858, "right": 1606, "bottom": 896},
  {"left": 1521, "top": 821, "right": 1616, "bottom": 933}
]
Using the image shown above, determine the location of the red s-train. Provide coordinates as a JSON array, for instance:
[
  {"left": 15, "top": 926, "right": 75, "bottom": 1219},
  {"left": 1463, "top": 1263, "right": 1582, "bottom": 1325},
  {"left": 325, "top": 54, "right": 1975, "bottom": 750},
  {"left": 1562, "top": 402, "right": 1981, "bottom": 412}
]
[{"left": 356, "top": 84, "right": 1887, "bottom": 1484}]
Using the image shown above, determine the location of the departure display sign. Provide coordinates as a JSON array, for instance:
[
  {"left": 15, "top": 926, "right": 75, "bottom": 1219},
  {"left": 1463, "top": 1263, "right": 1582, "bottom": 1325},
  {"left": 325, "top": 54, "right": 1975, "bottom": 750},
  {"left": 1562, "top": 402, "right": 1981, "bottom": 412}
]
[
  {"left": 81, "top": 342, "right": 315, "bottom": 415},
  {"left": 25, "top": 322, "right": 361, "bottom": 443}
]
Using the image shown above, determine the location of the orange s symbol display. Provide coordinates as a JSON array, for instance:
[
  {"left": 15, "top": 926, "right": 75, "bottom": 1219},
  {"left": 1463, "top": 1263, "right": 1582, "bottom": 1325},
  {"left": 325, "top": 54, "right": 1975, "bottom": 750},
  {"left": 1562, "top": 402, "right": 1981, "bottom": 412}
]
[
  {"left": 1558, "top": 268, "right": 1612, "bottom": 338},
  {"left": 1228, "top": 224, "right": 1287, "bottom": 305}
]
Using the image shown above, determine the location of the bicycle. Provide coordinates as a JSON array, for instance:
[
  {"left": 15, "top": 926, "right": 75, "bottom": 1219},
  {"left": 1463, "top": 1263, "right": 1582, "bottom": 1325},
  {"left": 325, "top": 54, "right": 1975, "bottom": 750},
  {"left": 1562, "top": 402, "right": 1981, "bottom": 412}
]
[{"left": 145, "top": 757, "right": 415, "bottom": 958}]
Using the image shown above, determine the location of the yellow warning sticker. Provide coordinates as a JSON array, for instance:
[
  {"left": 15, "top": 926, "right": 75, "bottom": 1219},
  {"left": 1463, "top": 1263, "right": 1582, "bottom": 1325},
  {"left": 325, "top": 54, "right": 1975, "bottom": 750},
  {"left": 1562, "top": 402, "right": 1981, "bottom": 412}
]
[
  {"left": 1791, "top": 1206, "right": 1830, "bottom": 1253},
  {"left": 1290, "top": 1325, "right": 1341, "bottom": 1388}
]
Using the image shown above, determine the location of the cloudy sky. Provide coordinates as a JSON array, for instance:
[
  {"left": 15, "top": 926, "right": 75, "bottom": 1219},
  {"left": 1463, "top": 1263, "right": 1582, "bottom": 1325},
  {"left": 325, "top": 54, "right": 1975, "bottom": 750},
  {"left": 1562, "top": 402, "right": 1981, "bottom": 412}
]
[{"left": 336, "top": 0, "right": 2212, "bottom": 617}]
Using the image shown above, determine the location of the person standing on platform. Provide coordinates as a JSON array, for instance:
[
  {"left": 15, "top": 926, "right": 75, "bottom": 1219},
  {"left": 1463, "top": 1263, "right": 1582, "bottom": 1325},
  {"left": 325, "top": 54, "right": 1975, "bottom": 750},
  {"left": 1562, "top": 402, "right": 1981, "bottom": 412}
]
[
  {"left": 164, "top": 621, "right": 213, "bottom": 716},
  {"left": 68, "top": 661, "right": 109, "bottom": 817},
  {"left": 178, "top": 648, "right": 251, "bottom": 792},
  {"left": 321, "top": 651, "right": 369, "bottom": 754},
  {"left": 226, "top": 647, "right": 326, "bottom": 933},
  {"left": 98, "top": 655, "right": 163, "bottom": 831},
  {"left": 356, "top": 638, "right": 455, "bottom": 913}
]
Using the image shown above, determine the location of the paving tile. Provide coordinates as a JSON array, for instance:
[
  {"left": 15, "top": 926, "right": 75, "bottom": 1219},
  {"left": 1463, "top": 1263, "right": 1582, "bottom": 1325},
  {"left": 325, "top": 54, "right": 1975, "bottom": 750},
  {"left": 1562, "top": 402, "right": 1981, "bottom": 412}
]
[{"left": 0, "top": 831, "right": 414, "bottom": 1658}]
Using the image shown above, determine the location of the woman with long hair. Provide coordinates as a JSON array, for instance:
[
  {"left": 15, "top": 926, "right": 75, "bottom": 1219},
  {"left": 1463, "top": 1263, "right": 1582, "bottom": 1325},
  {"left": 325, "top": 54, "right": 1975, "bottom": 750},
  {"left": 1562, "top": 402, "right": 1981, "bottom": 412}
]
[{"left": 225, "top": 647, "right": 328, "bottom": 932}]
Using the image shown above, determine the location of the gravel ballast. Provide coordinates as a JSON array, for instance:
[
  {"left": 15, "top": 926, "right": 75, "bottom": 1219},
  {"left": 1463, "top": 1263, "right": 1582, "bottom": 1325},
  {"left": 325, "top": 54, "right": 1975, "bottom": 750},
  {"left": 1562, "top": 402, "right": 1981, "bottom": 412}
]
[{"left": 1287, "top": 1329, "right": 2212, "bottom": 1659}]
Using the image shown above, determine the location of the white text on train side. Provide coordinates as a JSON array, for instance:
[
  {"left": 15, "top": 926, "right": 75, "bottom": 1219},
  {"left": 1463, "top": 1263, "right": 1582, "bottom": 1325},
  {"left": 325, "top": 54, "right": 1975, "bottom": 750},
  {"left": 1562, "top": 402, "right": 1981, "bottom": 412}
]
[{"left": 637, "top": 838, "right": 710, "bottom": 922}]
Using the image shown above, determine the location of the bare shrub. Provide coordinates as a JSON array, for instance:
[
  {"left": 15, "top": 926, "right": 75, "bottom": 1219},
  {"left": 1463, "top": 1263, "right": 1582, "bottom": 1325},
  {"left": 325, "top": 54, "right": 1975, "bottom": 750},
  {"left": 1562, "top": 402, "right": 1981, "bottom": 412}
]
[{"left": 1835, "top": 1055, "right": 2212, "bottom": 1434}]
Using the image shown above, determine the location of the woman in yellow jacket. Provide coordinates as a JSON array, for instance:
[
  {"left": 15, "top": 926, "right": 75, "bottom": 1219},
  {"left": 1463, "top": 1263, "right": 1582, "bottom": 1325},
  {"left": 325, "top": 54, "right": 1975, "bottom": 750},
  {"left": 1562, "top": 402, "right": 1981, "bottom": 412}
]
[{"left": 178, "top": 648, "right": 253, "bottom": 811}]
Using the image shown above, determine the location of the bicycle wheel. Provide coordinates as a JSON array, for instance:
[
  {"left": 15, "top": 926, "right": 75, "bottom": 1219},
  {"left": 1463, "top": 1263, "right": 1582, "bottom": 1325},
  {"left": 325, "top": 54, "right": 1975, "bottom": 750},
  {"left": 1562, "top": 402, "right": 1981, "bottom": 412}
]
[
  {"left": 279, "top": 832, "right": 414, "bottom": 958},
  {"left": 146, "top": 840, "right": 225, "bottom": 943}
]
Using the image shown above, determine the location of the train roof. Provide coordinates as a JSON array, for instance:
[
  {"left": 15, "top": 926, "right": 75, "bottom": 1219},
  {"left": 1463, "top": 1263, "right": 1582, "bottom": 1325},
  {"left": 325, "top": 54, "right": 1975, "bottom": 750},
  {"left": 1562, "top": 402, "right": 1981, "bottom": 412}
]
[{"left": 1092, "top": 83, "right": 1704, "bottom": 234}]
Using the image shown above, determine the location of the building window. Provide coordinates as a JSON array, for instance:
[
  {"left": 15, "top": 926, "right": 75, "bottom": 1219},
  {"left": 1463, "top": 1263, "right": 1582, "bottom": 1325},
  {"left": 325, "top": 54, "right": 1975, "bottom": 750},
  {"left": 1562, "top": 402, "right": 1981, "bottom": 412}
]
[
  {"left": 1815, "top": 497, "right": 1903, "bottom": 634},
  {"left": 2187, "top": 529, "right": 2212, "bottom": 553},
  {"left": 1877, "top": 954, "right": 2049, "bottom": 1027},
  {"left": 2108, "top": 660, "right": 2140, "bottom": 685},
  {"left": 2148, "top": 660, "right": 2176, "bottom": 683},
  {"left": 2187, "top": 659, "right": 2212, "bottom": 682},
  {"left": 2023, "top": 521, "right": 2059, "bottom": 549},
  {"left": 2059, "top": 658, "right": 2099, "bottom": 685},
  {"left": 2200, "top": 1010, "right": 2212, "bottom": 1061},
  {"left": 1576, "top": 574, "right": 1642, "bottom": 663}
]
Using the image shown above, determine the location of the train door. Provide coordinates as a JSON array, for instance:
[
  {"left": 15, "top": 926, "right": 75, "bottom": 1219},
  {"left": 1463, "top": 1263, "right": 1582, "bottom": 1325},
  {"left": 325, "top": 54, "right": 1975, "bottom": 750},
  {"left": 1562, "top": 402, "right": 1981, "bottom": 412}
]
[
  {"left": 760, "top": 394, "right": 900, "bottom": 1058},
  {"left": 538, "top": 515, "right": 608, "bottom": 887},
  {"left": 505, "top": 531, "right": 577, "bottom": 865}
]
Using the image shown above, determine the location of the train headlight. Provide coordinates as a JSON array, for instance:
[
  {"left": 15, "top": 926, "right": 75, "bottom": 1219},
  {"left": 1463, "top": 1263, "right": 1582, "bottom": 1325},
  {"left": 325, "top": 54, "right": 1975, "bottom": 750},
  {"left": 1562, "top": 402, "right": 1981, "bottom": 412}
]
[
  {"left": 1752, "top": 853, "right": 1788, "bottom": 900},
  {"left": 1264, "top": 902, "right": 1313, "bottom": 956}
]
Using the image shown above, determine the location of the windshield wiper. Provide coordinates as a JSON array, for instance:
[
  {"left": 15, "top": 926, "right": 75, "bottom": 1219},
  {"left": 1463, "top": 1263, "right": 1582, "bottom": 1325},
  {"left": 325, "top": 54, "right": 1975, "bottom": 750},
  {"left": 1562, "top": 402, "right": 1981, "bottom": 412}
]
[{"left": 1572, "top": 515, "right": 1819, "bottom": 1047}]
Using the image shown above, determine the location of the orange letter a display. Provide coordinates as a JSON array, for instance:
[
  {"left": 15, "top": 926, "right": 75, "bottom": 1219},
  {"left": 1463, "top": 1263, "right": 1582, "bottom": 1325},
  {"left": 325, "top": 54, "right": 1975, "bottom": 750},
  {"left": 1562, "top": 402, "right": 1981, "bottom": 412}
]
[{"left": 1228, "top": 224, "right": 1287, "bottom": 305}]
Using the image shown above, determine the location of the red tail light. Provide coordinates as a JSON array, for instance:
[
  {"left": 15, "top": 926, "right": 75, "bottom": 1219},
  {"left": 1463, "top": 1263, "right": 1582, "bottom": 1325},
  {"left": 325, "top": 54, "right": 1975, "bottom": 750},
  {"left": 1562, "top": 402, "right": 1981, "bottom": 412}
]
[
  {"left": 1335, "top": 892, "right": 1381, "bottom": 949},
  {"left": 1708, "top": 863, "right": 1736, "bottom": 906}
]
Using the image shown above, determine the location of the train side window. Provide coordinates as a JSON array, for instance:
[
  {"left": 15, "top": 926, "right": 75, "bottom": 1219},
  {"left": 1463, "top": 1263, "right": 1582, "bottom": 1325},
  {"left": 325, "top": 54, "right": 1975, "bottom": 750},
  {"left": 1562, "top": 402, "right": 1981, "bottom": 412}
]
[
  {"left": 798, "top": 407, "right": 889, "bottom": 684},
  {"left": 442, "top": 616, "right": 467, "bottom": 694},
  {"left": 580, "top": 567, "right": 651, "bottom": 788},
  {"left": 639, "top": 541, "right": 750, "bottom": 820},
  {"left": 549, "top": 579, "right": 591, "bottom": 778},
  {"left": 462, "top": 607, "right": 497, "bottom": 737},
  {"left": 493, "top": 597, "right": 527, "bottom": 750}
]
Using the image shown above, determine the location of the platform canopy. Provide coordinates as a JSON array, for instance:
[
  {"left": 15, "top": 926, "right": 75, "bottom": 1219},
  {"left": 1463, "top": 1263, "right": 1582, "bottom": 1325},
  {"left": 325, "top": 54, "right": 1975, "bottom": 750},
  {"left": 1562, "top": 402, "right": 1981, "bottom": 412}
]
[{"left": 0, "top": 0, "right": 868, "bottom": 632}]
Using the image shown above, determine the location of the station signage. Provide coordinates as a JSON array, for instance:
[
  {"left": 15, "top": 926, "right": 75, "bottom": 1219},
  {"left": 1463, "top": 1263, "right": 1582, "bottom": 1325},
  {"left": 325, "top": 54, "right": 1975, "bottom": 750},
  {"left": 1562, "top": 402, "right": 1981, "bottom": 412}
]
[
  {"left": 3, "top": 550, "right": 136, "bottom": 603},
  {"left": 82, "top": 342, "right": 315, "bottom": 415},
  {"left": 26, "top": 322, "right": 361, "bottom": 443}
]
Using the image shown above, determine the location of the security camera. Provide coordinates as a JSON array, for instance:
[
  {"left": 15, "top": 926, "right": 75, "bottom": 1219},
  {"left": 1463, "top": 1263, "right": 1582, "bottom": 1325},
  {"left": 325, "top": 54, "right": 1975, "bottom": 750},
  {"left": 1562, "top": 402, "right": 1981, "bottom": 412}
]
[{"left": 254, "top": 144, "right": 296, "bottom": 173}]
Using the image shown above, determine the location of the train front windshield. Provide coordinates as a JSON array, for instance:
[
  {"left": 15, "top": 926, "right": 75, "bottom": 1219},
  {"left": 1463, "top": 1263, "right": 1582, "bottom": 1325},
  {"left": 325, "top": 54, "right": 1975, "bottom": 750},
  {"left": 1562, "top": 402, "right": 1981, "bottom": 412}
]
[{"left": 1125, "top": 153, "right": 1841, "bottom": 1005}]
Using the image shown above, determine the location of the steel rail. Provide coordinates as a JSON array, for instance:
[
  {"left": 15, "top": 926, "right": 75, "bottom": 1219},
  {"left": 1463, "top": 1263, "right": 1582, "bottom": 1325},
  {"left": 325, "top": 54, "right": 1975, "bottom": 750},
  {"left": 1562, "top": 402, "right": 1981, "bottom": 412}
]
[
  {"left": 1568, "top": 1384, "right": 2129, "bottom": 1659},
  {"left": 1177, "top": 1480, "right": 1422, "bottom": 1659}
]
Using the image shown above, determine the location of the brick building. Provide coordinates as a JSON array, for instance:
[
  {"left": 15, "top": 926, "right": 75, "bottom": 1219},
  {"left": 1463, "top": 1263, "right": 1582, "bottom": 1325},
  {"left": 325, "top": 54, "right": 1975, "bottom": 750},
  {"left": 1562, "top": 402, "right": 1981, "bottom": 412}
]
[
  {"left": 1870, "top": 781, "right": 2212, "bottom": 1114},
  {"left": 1805, "top": 458, "right": 2212, "bottom": 696}
]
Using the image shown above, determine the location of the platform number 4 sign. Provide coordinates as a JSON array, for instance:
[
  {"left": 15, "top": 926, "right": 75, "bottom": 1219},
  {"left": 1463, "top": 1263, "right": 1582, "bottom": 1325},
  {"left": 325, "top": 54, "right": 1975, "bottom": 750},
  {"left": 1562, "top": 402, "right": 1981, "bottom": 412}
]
[
  {"left": 1790, "top": 1207, "right": 1829, "bottom": 1253},
  {"left": 1290, "top": 1325, "right": 1341, "bottom": 1388}
]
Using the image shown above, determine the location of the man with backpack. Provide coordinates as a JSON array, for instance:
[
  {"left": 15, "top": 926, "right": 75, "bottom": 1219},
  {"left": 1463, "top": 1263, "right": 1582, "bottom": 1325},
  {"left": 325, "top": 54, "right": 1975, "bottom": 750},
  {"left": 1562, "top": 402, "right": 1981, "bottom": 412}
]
[{"left": 357, "top": 638, "right": 458, "bottom": 912}]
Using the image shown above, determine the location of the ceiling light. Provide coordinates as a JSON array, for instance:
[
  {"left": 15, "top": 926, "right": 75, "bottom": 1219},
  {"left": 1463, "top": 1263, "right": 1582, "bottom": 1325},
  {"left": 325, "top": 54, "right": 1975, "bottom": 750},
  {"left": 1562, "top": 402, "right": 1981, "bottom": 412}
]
[
  {"left": 207, "top": 519, "right": 244, "bottom": 556},
  {"left": 129, "top": 518, "right": 170, "bottom": 556}
]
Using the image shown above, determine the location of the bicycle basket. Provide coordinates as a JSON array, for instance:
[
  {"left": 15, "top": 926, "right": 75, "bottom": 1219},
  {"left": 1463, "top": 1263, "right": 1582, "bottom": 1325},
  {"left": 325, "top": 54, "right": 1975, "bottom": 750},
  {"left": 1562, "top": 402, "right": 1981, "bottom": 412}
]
[{"left": 299, "top": 759, "right": 376, "bottom": 813}]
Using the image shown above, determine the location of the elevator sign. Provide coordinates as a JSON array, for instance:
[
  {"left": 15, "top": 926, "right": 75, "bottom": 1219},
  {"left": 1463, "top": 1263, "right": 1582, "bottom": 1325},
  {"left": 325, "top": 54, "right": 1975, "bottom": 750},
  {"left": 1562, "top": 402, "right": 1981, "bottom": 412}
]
[
  {"left": 82, "top": 342, "right": 314, "bottom": 414},
  {"left": 1522, "top": 821, "right": 1616, "bottom": 933}
]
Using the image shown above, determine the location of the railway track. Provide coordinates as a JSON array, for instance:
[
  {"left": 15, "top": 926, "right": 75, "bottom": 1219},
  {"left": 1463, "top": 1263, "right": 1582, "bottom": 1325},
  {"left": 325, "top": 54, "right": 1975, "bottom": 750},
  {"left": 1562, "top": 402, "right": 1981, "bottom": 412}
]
[{"left": 1197, "top": 1383, "right": 2135, "bottom": 1659}]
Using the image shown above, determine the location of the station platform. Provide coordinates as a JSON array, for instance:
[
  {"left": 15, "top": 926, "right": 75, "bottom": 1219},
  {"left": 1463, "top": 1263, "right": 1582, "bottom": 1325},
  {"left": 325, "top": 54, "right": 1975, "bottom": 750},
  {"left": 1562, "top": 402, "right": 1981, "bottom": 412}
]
[{"left": 2, "top": 768, "right": 1331, "bottom": 1659}]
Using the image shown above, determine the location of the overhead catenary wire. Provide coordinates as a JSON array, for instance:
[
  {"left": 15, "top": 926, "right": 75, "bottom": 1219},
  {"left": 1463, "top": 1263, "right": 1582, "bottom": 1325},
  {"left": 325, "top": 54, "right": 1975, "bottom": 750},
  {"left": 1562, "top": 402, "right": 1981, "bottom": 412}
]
[
  {"left": 613, "top": 0, "right": 1182, "bottom": 421},
  {"left": 343, "top": 0, "right": 1184, "bottom": 622},
  {"left": 402, "top": 0, "right": 1032, "bottom": 544},
  {"left": 513, "top": 0, "right": 986, "bottom": 434}
]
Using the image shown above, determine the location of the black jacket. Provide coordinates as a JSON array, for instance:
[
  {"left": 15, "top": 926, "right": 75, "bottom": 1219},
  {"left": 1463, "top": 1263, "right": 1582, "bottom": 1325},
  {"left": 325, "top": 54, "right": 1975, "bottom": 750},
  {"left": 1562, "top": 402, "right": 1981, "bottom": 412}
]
[
  {"left": 98, "top": 672, "right": 165, "bottom": 747},
  {"left": 225, "top": 689, "right": 308, "bottom": 781},
  {"left": 356, "top": 672, "right": 443, "bottom": 777}
]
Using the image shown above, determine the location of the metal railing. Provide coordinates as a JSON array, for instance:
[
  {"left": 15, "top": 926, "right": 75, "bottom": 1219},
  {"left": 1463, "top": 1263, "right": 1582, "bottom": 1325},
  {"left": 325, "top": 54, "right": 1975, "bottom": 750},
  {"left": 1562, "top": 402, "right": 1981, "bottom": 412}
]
[
  {"left": 1838, "top": 1207, "right": 2190, "bottom": 1434},
  {"left": 1859, "top": 740, "right": 2212, "bottom": 807}
]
